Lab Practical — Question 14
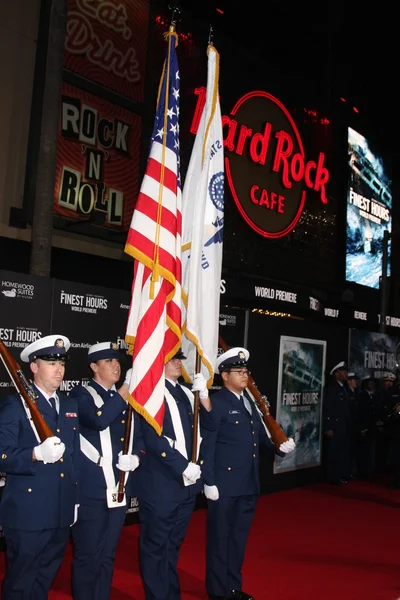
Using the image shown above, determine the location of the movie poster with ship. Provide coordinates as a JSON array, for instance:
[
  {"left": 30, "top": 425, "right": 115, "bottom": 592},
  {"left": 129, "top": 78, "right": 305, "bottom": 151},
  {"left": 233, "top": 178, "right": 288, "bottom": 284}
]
[
  {"left": 274, "top": 336, "right": 326, "bottom": 474},
  {"left": 346, "top": 126, "right": 392, "bottom": 289},
  {"left": 348, "top": 329, "right": 398, "bottom": 380}
]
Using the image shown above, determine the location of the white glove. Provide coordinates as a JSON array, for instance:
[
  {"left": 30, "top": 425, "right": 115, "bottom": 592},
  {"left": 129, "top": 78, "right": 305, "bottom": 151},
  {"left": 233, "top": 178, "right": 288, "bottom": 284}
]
[
  {"left": 34, "top": 436, "right": 65, "bottom": 464},
  {"left": 124, "top": 368, "right": 132, "bottom": 386},
  {"left": 117, "top": 452, "right": 140, "bottom": 472},
  {"left": 191, "top": 372, "right": 208, "bottom": 399},
  {"left": 279, "top": 437, "right": 296, "bottom": 454},
  {"left": 182, "top": 462, "right": 201, "bottom": 484},
  {"left": 204, "top": 484, "right": 219, "bottom": 501}
]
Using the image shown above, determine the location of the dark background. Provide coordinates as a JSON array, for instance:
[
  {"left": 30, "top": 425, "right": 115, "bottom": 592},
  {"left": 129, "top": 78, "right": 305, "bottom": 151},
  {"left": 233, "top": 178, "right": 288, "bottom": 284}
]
[{"left": 2, "top": 0, "right": 397, "bottom": 320}]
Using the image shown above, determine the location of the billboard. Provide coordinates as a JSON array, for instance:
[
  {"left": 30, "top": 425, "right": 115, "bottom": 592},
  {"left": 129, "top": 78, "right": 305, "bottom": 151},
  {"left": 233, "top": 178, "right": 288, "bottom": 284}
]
[
  {"left": 348, "top": 328, "right": 398, "bottom": 380},
  {"left": 274, "top": 335, "right": 326, "bottom": 473},
  {"left": 346, "top": 127, "right": 392, "bottom": 288},
  {"left": 64, "top": 0, "right": 150, "bottom": 102},
  {"left": 54, "top": 84, "right": 141, "bottom": 231},
  {"left": 204, "top": 90, "right": 330, "bottom": 239}
]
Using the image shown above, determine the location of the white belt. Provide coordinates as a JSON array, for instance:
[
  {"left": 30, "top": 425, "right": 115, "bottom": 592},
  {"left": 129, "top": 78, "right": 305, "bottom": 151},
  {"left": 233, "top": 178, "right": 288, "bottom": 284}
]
[{"left": 79, "top": 385, "right": 134, "bottom": 507}]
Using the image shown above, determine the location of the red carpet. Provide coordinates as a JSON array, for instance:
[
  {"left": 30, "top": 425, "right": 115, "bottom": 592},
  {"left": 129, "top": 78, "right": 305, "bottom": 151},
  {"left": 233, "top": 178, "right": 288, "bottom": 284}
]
[{"left": 1, "top": 480, "right": 400, "bottom": 599}]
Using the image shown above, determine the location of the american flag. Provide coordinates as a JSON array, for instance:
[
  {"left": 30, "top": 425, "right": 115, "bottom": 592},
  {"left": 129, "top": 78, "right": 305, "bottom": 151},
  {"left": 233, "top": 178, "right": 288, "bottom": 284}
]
[{"left": 124, "top": 30, "right": 182, "bottom": 434}]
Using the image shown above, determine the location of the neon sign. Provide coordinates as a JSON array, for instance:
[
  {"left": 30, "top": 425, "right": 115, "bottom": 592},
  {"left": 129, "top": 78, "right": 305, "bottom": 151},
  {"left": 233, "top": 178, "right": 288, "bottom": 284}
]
[{"left": 191, "top": 89, "right": 330, "bottom": 239}]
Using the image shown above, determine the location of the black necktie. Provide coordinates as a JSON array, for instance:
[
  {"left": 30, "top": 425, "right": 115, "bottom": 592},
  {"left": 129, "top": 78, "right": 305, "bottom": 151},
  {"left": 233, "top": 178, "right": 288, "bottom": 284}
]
[{"left": 48, "top": 397, "right": 58, "bottom": 419}]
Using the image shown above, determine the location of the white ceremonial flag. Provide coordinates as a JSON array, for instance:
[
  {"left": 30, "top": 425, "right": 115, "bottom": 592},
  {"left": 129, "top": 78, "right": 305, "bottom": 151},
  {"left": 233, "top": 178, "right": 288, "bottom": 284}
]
[{"left": 181, "top": 44, "right": 224, "bottom": 385}]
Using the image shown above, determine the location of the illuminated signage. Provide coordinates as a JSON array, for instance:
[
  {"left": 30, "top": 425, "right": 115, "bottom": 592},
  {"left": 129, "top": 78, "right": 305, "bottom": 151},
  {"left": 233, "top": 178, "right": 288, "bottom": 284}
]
[
  {"left": 54, "top": 84, "right": 141, "bottom": 230},
  {"left": 354, "top": 310, "right": 368, "bottom": 321},
  {"left": 191, "top": 89, "right": 330, "bottom": 239},
  {"left": 254, "top": 285, "right": 297, "bottom": 303},
  {"left": 378, "top": 314, "right": 400, "bottom": 328},
  {"left": 309, "top": 297, "right": 322, "bottom": 311},
  {"left": 324, "top": 308, "right": 339, "bottom": 318},
  {"left": 346, "top": 127, "right": 392, "bottom": 288}
]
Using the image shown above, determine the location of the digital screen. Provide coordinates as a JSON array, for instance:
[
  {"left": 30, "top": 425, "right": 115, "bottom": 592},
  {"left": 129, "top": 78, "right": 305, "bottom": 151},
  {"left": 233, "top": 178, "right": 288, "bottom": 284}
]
[{"left": 346, "top": 127, "right": 392, "bottom": 288}]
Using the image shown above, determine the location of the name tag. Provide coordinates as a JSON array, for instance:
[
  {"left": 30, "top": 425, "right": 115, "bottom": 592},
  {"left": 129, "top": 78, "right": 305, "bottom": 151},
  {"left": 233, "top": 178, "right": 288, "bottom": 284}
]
[{"left": 229, "top": 410, "right": 240, "bottom": 414}]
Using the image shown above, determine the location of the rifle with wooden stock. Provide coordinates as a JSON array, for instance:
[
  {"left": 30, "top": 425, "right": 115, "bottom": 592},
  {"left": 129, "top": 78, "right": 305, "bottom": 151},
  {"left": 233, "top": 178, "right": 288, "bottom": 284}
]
[
  {"left": 0, "top": 338, "right": 54, "bottom": 441},
  {"left": 218, "top": 336, "right": 289, "bottom": 450}
]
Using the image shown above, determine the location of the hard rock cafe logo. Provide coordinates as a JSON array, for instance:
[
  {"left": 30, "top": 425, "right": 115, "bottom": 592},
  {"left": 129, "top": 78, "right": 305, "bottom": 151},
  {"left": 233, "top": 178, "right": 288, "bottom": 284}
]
[{"left": 191, "top": 89, "right": 330, "bottom": 239}]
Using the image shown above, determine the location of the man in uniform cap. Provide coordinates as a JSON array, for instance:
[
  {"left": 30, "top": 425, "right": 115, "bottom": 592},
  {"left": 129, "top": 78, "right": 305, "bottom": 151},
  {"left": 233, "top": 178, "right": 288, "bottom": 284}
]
[
  {"left": 0, "top": 334, "right": 80, "bottom": 599},
  {"left": 69, "top": 342, "right": 145, "bottom": 600},
  {"left": 323, "top": 361, "right": 354, "bottom": 484},
  {"left": 201, "top": 347, "right": 295, "bottom": 600},
  {"left": 137, "top": 347, "right": 212, "bottom": 600}
]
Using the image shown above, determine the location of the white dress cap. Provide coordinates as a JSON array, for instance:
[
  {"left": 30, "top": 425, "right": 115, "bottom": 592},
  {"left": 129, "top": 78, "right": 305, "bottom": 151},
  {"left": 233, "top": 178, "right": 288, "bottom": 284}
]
[
  {"left": 329, "top": 361, "right": 348, "bottom": 376},
  {"left": 215, "top": 347, "right": 250, "bottom": 374},
  {"left": 20, "top": 334, "right": 70, "bottom": 363}
]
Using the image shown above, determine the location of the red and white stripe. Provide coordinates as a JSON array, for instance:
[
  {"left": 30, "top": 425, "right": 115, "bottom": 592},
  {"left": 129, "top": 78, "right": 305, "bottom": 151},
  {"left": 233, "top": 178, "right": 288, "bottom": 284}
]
[{"left": 125, "top": 140, "right": 182, "bottom": 434}]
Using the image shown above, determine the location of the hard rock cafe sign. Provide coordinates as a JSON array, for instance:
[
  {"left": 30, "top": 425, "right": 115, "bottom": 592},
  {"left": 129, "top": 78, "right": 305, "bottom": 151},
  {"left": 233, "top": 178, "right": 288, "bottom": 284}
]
[{"left": 191, "top": 89, "right": 330, "bottom": 239}]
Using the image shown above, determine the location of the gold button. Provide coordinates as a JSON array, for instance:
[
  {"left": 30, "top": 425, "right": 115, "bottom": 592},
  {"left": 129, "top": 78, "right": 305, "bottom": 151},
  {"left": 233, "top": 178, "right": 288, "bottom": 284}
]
[
  {"left": 252, "top": 431, "right": 255, "bottom": 435},
  {"left": 60, "top": 473, "right": 64, "bottom": 478},
  {"left": 200, "top": 460, "right": 204, "bottom": 465},
  {"left": 121, "top": 420, "right": 125, "bottom": 424},
  {"left": 250, "top": 420, "right": 253, "bottom": 424},
  {"left": 235, "top": 421, "right": 239, "bottom": 424},
  {"left": 254, "top": 443, "right": 257, "bottom": 447},
  {"left": 28, "top": 488, "right": 32, "bottom": 492},
  {"left": 97, "top": 410, "right": 102, "bottom": 416},
  {"left": 1, "top": 454, "right": 6, "bottom": 459},
  {"left": 161, "top": 452, "right": 167, "bottom": 457},
  {"left": 60, "top": 457, "right": 64, "bottom": 462},
  {"left": 73, "top": 426, "right": 76, "bottom": 430},
  {"left": 228, "top": 467, "right": 232, "bottom": 471},
  {"left": 56, "top": 428, "right": 61, "bottom": 433},
  {"left": 253, "top": 454, "right": 256, "bottom": 458},
  {"left": 120, "top": 437, "right": 124, "bottom": 442}
]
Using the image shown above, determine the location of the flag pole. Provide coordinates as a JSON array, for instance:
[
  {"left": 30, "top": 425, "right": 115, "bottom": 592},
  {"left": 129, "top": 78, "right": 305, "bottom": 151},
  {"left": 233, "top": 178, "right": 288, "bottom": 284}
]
[
  {"left": 191, "top": 28, "right": 213, "bottom": 463},
  {"left": 191, "top": 350, "right": 202, "bottom": 462},
  {"left": 187, "top": 29, "right": 221, "bottom": 463}
]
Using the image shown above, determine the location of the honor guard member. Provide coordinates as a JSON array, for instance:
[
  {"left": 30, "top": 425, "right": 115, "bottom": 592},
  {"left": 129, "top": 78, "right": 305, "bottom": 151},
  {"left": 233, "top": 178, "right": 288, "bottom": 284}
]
[
  {"left": 137, "top": 348, "right": 212, "bottom": 600},
  {"left": 323, "top": 361, "right": 353, "bottom": 485},
  {"left": 201, "top": 347, "right": 295, "bottom": 600},
  {"left": 69, "top": 342, "right": 145, "bottom": 600},
  {"left": 0, "top": 335, "right": 79, "bottom": 600}
]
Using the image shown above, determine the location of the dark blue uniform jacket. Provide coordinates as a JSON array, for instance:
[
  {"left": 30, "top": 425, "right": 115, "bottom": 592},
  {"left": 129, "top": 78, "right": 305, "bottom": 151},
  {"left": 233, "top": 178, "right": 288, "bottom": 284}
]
[
  {"left": 69, "top": 379, "right": 145, "bottom": 499},
  {"left": 200, "top": 387, "right": 277, "bottom": 496},
  {"left": 0, "top": 388, "right": 80, "bottom": 530}
]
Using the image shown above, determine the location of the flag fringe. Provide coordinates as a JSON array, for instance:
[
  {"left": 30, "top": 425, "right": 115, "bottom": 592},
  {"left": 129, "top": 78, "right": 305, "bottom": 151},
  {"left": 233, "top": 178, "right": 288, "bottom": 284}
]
[
  {"left": 181, "top": 327, "right": 214, "bottom": 387},
  {"left": 127, "top": 393, "right": 162, "bottom": 436}
]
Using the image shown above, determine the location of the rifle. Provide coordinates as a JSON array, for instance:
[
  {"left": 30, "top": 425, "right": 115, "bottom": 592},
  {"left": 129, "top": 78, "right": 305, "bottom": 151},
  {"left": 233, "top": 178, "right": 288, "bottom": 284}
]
[
  {"left": 0, "top": 338, "right": 54, "bottom": 441},
  {"left": 218, "top": 336, "right": 289, "bottom": 450}
]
